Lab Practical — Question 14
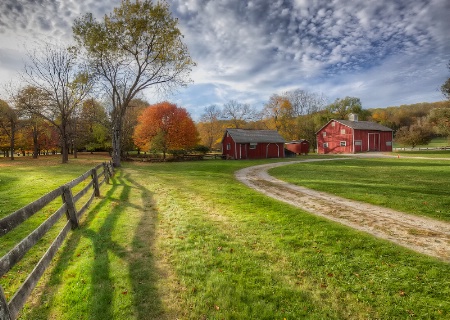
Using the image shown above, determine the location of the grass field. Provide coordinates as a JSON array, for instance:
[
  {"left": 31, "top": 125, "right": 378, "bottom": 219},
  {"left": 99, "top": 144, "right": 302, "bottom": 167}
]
[
  {"left": 270, "top": 157, "right": 450, "bottom": 221},
  {"left": 1, "top": 155, "right": 450, "bottom": 319}
]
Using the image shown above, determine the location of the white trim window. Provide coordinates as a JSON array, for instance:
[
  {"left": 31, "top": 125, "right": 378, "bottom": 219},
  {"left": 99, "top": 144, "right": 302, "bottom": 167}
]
[
  {"left": 340, "top": 129, "right": 346, "bottom": 134},
  {"left": 386, "top": 141, "right": 392, "bottom": 146},
  {"left": 226, "top": 143, "right": 231, "bottom": 150},
  {"left": 323, "top": 142, "right": 329, "bottom": 148},
  {"left": 340, "top": 141, "right": 346, "bottom": 147},
  {"left": 249, "top": 142, "right": 257, "bottom": 149},
  {"left": 322, "top": 131, "right": 327, "bottom": 137},
  {"left": 355, "top": 140, "right": 362, "bottom": 146}
]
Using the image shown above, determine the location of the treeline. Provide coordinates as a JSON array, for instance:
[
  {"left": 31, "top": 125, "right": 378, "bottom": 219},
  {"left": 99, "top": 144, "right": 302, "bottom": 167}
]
[{"left": 197, "top": 93, "right": 450, "bottom": 150}]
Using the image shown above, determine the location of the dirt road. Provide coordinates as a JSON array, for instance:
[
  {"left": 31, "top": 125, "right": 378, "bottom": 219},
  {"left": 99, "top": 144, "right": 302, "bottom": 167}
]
[{"left": 235, "top": 159, "right": 450, "bottom": 262}]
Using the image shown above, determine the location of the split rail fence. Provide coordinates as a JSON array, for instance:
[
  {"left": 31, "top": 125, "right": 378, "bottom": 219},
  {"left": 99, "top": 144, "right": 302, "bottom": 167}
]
[{"left": 0, "top": 162, "right": 114, "bottom": 320}]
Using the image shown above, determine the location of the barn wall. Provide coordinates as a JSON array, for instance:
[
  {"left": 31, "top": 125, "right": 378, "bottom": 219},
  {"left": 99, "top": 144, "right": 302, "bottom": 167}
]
[
  {"left": 317, "top": 121, "right": 353, "bottom": 154},
  {"left": 354, "top": 130, "right": 393, "bottom": 152},
  {"left": 317, "top": 121, "right": 393, "bottom": 154},
  {"left": 222, "top": 136, "right": 285, "bottom": 159}
]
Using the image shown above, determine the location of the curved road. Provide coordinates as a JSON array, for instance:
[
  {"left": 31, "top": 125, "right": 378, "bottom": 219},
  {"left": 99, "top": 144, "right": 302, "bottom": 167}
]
[{"left": 235, "top": 159, "right": 450, "bottom": 262}]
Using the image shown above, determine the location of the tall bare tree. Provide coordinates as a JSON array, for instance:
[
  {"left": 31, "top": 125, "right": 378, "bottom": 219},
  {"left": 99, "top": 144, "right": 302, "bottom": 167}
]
[
  {"left": 73, "top": 0, "right": 195, "bottom": 167},
  {"left": 222, "top": 100, "right": 255, "bottom": 128},
  {"left": 20, "top": 45, "right": 94, "bottom": 163}
]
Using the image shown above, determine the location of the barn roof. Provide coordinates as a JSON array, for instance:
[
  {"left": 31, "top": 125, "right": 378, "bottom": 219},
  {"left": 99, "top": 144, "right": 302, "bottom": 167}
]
[
  {"left": 337, "top": 120, "right": 393, "bottom": 131},
  {"left": 316, "top": 119, "right": 393, "bottom": 133},
  {"left": 224, "top": 128, "right": 286, "bottom": 143}
]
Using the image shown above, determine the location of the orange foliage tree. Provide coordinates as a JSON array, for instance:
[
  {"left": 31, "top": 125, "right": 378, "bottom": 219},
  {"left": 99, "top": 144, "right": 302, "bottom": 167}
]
[{"left": 133, "top": 102, "right": 199, "bottom": 159}]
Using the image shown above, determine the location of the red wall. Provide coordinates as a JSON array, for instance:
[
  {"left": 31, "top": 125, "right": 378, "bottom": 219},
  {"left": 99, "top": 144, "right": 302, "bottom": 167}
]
[
  {"left": 317, "top": 121, "right": 393, "bottom": 154},
  {"left": 222, "top": 134, "right": 284, "bottom": 159}
]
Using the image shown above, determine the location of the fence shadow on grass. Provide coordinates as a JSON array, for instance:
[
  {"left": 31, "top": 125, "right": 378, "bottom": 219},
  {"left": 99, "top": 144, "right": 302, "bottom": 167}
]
[{"left": 21, "top": 170, "right": 164, "bottom": 319}]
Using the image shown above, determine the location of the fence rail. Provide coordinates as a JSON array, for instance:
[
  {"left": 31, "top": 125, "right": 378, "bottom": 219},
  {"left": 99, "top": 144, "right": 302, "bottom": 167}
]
[
  {"left": 0, "top": 162, "right": 114, "bottom": 320},
  {"left": 393, "top": 146, "right": 450, "bottom": 151}
]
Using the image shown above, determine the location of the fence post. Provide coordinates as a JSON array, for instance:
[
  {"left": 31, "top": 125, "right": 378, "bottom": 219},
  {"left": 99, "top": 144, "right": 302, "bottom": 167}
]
[
  {"left": 0, "top": 285, "right": 11, "bottom": 320},
  {"left": 91, "top": 169, "right": 100, "bottom": 197},
  {"left": 62, "top": 186, "right": 79, "bottom": 229},
  {"left": 104, "top": 162, "right": 111, "bottom": 184}
]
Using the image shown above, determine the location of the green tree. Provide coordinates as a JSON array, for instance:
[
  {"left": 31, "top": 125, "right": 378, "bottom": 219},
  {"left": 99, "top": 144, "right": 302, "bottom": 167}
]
[
  {"left": 395, "top": 124, "right": 433, "bottom": 148},
  {"left": 73, "top": 0, "right": 195, "bottom": 167},
  {"left": 326, "top": 97, "right": 368, "bottom": 120},
  {"left": 428, "top": 106, "right": 450, "bottom": 141},
  {"left": 441, "top": 61, "right": 450, "bottom": 100}
]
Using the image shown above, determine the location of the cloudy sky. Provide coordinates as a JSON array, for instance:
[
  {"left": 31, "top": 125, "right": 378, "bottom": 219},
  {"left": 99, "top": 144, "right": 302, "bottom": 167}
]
[{"left": 0, "top": 0, "right": 449, "bottom": 119}]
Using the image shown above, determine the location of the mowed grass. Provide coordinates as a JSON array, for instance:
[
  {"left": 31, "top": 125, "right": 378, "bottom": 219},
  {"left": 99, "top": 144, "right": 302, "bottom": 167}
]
[
  {"left": 270, "top": 157, "right": 450, "bottom": 221},
  {"left": 1, "top": 157, "right": 449, "bottom": 319}
]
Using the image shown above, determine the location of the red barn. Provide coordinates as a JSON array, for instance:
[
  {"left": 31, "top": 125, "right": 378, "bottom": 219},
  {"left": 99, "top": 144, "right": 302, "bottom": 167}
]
[
  {"left": 316, "top": 115, "right": 393, "bottom": 154},
  {"left": 221, "top": 128, "right": 286, "bottom": 159},
  {"left": 285, "top": 140, "right": 310, "bottom": 155}
]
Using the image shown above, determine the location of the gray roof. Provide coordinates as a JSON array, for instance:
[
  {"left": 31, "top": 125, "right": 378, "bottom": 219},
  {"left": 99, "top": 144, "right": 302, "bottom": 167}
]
[
  {"left": 335, "top": 120, "right": 393, "bottom": 132},
  {"left": 225, "top": 129, "right": 286, "bottom": 143}
]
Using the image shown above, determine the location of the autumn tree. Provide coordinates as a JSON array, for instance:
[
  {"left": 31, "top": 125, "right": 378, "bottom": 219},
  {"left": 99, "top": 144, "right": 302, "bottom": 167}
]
[
  {"left": 73, "top": 0, "right": 195, "bottom": 167},
  {"left": 221, "top": 100, "right": 255, "bottom": 128},
  {"left": 198, "top": 105, "right": 223, "bottom": 149},
  {"left": 20, "top": 45, "right": 94, "bottom": 163},
  {"left": 0, "top": 99, "right": 22, "bottom": 160},
  {"left": 133, "top": 102, "right": 198, "bottom": 160},
  {"left": 121, "top": 98, "right": 148, "bottom": 153},
  {"left": 261, "top": 94, "right": 295, "bottom": 138}
]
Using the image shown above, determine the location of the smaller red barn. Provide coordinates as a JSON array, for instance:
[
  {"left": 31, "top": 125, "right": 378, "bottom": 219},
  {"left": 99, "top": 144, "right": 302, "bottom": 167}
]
[
  {"left": 316, "top": 114, "right": 393, "bottom": 154},
  {"left": 285, "top": 140, "right": 310, "bottom": 155},
  {"left": 222, "top": 128, "right": 285, "bottom": 159}
]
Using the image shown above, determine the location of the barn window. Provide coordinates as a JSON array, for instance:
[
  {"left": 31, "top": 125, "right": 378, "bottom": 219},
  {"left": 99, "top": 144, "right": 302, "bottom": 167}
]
[
  {"left": 226, "top": 143, "right": 231, "bottom": 150},
  {"left": 355, "top": 140, "right": 362, "bottom": 146},
  {"left": 386, "top": 141, "right": 392, "bottom": 146},
  {"left": 340, "top": 129, "right": 346, "bottom": 134},
  {"left": 340, "top": 141, "right": 346, "bottom": 147},
  {"left": 331, "top": 121, "right": 335, "bottom": 127},
  {"left": 323, "top": 142, "right": 329, "bottom": 148},
  {"left": 249, "top": 143, "right": 257, "bottom": 149},
  {"left": 322, "top": 132, "right": 327, "bottom": 137}
]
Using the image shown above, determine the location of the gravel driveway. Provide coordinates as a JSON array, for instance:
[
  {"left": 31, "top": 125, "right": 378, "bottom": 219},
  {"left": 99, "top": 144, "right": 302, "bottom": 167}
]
[{"left": 235, "top": 158, "right": 450, "bottom": 262}]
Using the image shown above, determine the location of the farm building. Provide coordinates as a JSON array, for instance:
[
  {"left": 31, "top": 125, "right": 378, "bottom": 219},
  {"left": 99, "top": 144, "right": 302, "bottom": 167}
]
[
  {"left": 285, "top": 140, "right": 310, "bottom": 155},
  {"left": 221, "top": 128, "right": 286, "bottom": 159},
  {"left": 316, "top": 114, "right": 393, "bottom": 154}
]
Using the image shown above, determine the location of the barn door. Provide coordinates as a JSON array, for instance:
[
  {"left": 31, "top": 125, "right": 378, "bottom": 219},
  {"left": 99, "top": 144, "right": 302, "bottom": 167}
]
[{"left": 368, "top": 133, "right": 380, "bottom": 151}]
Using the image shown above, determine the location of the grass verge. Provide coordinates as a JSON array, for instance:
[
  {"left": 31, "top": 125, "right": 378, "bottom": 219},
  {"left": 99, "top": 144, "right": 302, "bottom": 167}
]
[{"left": 2, "top": 157, "right": 449, "bottom": 319}]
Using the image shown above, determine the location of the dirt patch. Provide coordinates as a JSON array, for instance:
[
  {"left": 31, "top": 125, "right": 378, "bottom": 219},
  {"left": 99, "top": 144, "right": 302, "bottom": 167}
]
[{"left": 235, "top": 159, "right": 450, "bottom": 262}]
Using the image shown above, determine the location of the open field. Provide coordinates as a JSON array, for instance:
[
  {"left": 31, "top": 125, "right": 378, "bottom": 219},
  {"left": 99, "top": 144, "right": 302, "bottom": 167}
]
[
  {"left": 1, "top": 156, "right": 450, "bottom": 319},
  {"left": 270, "top": 157, "right": 450, "bottom": 222}
]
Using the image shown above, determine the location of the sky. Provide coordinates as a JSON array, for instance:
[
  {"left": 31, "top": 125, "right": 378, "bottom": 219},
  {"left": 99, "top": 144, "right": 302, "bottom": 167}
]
[{"left": 0, "top": 0, "right": 449, "bottom": 120}]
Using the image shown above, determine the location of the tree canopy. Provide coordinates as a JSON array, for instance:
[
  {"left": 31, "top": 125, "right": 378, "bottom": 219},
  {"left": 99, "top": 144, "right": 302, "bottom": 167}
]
[
  {"left": 133, "top": 102, "right": 198, "bottom": 159},
  {"left": 73, "top": 0, "right": 195, "bottom": 167}
]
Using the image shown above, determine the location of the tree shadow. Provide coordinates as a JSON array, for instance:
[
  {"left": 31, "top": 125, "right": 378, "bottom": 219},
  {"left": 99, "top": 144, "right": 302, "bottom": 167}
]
[{"left": 20, "top": 169, "right": 164, "bottom": 319}]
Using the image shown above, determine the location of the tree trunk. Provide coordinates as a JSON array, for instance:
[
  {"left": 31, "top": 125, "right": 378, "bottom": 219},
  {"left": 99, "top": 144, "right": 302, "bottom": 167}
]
[
  {"left": 33, "top": 126, "right": 39, "bottom": 159},
  {"left": 112, "top": 126, "right": 122, "bottom": 167},
  {"left": 10, "top": 121, "right": 15, "bottom": 161}
]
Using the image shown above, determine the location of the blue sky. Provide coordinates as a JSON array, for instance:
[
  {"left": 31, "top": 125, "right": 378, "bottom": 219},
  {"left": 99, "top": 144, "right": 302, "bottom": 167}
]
[{"left": 0, "top": 0, "right": 449, "bottom": 120}]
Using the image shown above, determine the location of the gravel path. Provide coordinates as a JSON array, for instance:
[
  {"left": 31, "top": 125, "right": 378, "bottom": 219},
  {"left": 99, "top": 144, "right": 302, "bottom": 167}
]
[{"left": 235, "top": 159, "right": 450, "bottom": 262}]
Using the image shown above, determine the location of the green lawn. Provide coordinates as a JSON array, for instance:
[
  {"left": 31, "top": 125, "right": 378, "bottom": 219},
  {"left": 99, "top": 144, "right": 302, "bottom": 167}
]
[
  {"left": 1, "top": 156, "right": 449, "bottom": 319},
  {"left": 270, "top": 157, "right": 450, "bottom": 221}
]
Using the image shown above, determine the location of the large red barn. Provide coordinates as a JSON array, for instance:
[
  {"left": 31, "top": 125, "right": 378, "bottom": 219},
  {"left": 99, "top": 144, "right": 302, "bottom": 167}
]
[
  {"left": 316, "top": 115, "right": 393, "bottom": 154},
  {"left": 221, "top": 128, "right": 285, "bottom": 159}
]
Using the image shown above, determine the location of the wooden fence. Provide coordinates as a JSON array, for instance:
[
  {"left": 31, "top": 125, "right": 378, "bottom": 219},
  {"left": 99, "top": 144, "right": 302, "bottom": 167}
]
[{"left": 0, "top": 162, "right": 114, "bottom": 320}]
